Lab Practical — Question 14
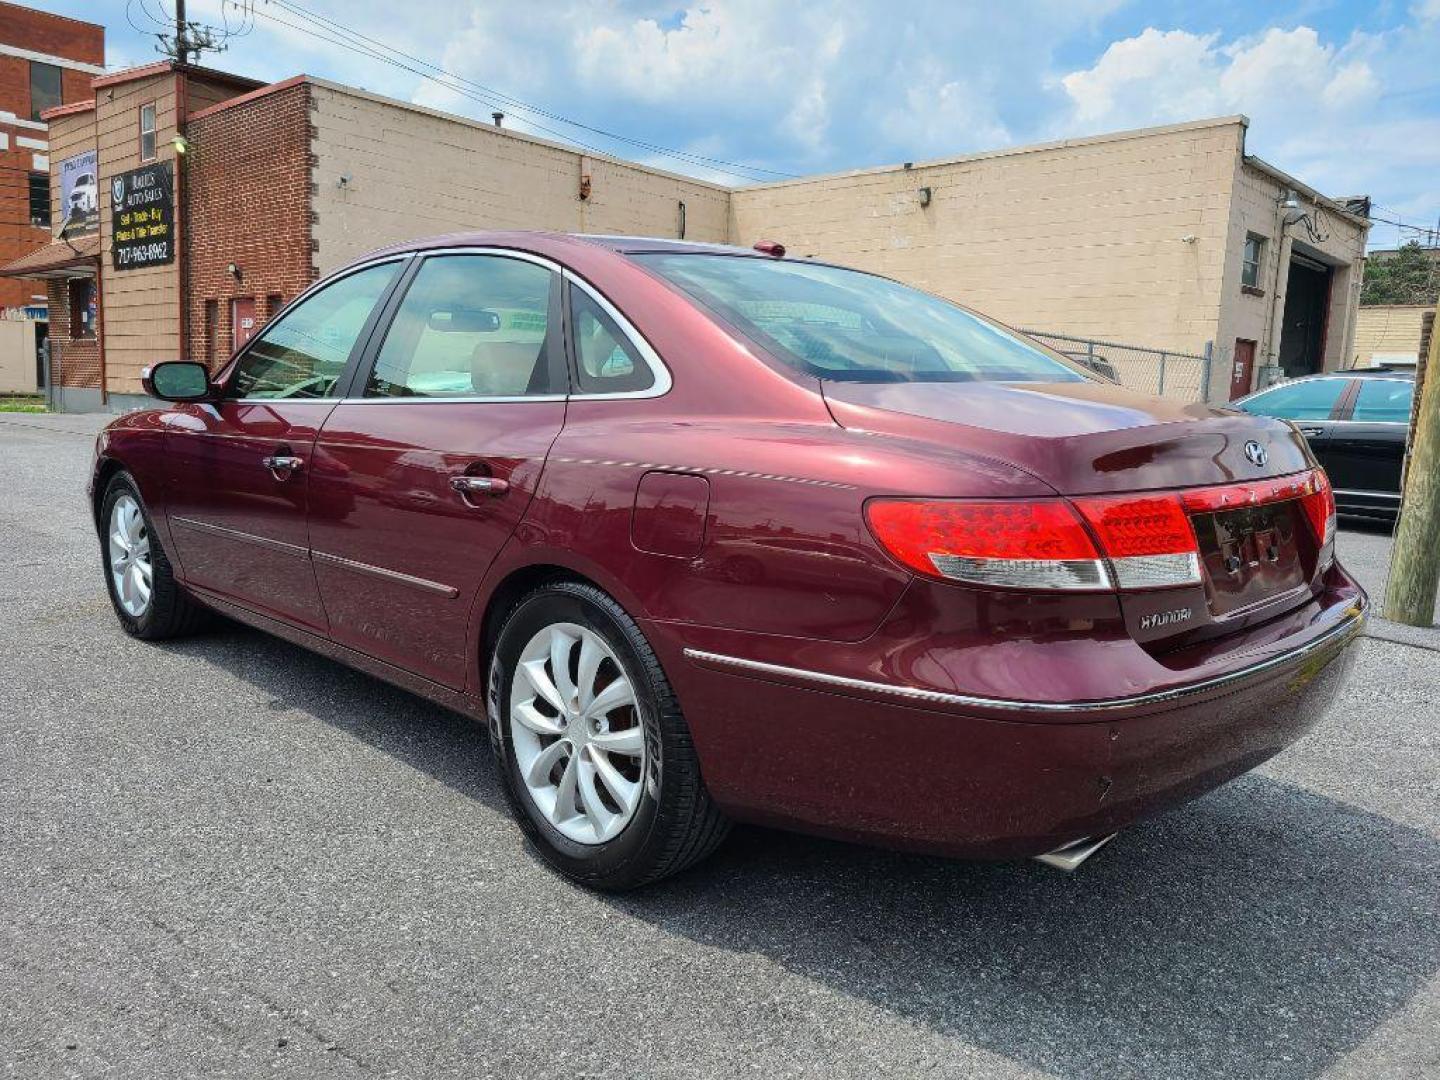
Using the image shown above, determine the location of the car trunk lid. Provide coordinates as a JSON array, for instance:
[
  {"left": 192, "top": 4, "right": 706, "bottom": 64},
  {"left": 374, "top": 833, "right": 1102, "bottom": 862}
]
[
  {"left": 822, "top": 379, "right": 1313, "bottom": 494},
  {"left": 828, "top": 379, "right": 1333, "bottom": 646}
]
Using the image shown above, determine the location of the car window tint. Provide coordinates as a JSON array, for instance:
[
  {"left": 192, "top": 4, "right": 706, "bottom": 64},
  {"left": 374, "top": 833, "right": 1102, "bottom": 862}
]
[
  {"left": 366, "top": 255, "right": 556, "bottom": 399},
  {"left": 1239, "top": 379, "right": 1347, "bottom": 420},
  {"left": 635, "top": 253, "right": 1084, "bottom": 384},
  {"left": 230, "top": 262, "right": 399, "bottom": 399},
  {"left": 1351, "top": 379, "right": 1413, "bottom": 422},
  {"left": 571, "top": 288, "right": 653, "bottom": 394}
]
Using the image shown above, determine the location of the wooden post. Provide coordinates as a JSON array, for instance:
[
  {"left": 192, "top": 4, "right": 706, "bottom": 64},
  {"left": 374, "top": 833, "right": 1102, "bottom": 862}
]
[{"left": 1383, "top": 299, "right": 1440, "bottom": 626}]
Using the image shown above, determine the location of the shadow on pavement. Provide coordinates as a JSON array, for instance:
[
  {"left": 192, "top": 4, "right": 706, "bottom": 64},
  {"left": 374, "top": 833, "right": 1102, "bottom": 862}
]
[{"left": 170, "top": 623, "right": 1440, "bottom": 1080}]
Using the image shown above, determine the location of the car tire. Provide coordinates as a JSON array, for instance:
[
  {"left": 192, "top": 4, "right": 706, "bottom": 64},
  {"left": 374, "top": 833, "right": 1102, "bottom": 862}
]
[
  {"left": 100, "top": 471, "right": 209, "bottom": 641},
  {"left": 488, "top": 580, "right": 730, "bottom": 890}
]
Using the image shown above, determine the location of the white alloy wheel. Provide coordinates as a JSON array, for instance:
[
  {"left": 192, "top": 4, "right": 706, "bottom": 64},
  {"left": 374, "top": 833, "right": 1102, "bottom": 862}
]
[
  {"left": 108, "top": 493, "right": 153, "bottom": 618},
  {"left": 509, "top": 621, "right": 647, "bottom": 844}
]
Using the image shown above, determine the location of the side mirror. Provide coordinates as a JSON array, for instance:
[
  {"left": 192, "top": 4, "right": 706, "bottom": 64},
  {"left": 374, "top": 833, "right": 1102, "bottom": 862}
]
[{"left": 142, "top": 361, "right": 214, "bottom": 402}]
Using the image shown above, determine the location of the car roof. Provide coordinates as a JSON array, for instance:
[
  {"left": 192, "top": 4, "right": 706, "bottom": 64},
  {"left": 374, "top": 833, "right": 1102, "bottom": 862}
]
[
  {"left": 362, "top": 230, "right": 785, "bottom": 262},
  {"left": 1256, "top": 369, "right": 1414, "bottom": 386}
]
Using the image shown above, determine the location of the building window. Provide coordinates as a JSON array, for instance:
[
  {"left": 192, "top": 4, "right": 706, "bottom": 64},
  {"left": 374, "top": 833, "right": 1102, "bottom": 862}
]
[
  {"left": 140, "top": 103, "right": 157, "bottom": 161},
  {"left": 29, "top": 173, "right": 51, "bottom": 228},
  {"left": 1241, "top": 234, "right": 1266, "bottom": 291},
  {"left": 68, "top": 278, "right": 97, "bottom": 339},
  {"left": 29, "top": 61, "right": 62, "bottom": 121}
]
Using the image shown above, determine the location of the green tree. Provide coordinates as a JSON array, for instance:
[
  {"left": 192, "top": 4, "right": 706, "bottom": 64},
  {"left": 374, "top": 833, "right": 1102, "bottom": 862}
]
[{"left": 1361, "top": 240, "right": 1439, "bottom": 305}]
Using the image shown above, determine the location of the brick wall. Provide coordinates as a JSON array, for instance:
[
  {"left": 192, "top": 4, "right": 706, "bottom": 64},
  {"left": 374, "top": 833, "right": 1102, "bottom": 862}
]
[
  {"left": 1353, "top": 305, "right": 1432, "bottom": 366},
  {"left": 0, "top": 2, "right": 105, "bottom": 65},
  {"left": 1220, "top": 160, "right": 1369, "bottom": 392},
  {"left": 309, "top": 80, "right": 729, "bottom": 273},
  {"left": 0, "top": 2, "right": 104, "bottom": 311},
  {"left": 44, "top": 276, "right": 101, "bottom": 388},
  {"left": 185, "top": 81, "right": 316, "bottom": 370},
  {"left": 731, "top": 119, "right": 1244, "bottom": 368}
]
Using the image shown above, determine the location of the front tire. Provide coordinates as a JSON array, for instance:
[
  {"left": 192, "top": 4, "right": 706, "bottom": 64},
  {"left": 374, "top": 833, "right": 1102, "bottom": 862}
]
[
  {"left": 100, "top": 472, "right": 208, "bottom": 640},
  {"left": 489, "top": 581, "right": 729, "bottom": 889}
]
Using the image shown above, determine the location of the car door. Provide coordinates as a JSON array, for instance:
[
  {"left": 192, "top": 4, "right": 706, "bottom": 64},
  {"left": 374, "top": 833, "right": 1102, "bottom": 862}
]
[
  {"left": 164, "top": 258, "right": 406, "bottom": 631},
  {"left": 1325, "top": 377, "right": 1413, "bottom": 507},
  {"left": 307, "top": 251, "right": 569, "bottom": 688},
  {"left": 1234, "top": 377, "right": 1351, "bottom": 476}
]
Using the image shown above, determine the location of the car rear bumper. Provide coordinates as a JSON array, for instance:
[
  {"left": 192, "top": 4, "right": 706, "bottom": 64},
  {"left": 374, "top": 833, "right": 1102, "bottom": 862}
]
[{"left": 658, "top": 586, "right": 1365, "bottom": 857}]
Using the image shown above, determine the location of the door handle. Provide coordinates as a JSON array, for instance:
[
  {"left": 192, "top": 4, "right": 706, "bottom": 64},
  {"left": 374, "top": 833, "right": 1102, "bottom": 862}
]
[
  {"left": 1299, "top": 427, "right": 1325, "bottom": 438},
  {"left": 262, "top": 454, "right": 304, "bottom": 478},
  {"left": 450, "top": 474, "right": 509, "bottom": 502}
]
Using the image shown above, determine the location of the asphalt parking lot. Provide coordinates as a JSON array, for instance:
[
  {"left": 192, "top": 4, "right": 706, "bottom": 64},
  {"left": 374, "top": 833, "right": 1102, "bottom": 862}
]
[{"left": 2, "top": 412, "right": 1437, "bottom": 1080}]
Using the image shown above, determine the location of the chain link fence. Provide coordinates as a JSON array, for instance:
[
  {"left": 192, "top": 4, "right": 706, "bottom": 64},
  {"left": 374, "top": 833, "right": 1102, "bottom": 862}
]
[{"left": 1022, "top": 330, "right": 1214, "bottom": 402}]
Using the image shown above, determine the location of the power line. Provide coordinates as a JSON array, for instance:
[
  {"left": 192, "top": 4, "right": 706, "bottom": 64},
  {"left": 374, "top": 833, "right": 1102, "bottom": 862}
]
[{"left": 249, "top": 0, "right": 795, "bottom": 182}]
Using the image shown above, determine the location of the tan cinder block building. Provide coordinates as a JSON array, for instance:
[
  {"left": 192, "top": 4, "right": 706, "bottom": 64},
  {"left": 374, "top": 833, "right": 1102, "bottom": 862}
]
[
  {"left": 731, "top": 117, "right": 1370, "bottom": 403},
  {"left": 1352, "top": 304, "right": 1432, "bottom": 367},
  {"left": 2, "top": 66, "right": 1369, "bottom": 410}
]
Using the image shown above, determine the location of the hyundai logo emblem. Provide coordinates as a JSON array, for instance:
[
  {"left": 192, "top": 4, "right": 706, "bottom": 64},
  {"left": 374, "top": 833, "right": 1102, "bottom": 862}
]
[{"left": 1243, "top": 440, "right": 1268, "bottom": 467}]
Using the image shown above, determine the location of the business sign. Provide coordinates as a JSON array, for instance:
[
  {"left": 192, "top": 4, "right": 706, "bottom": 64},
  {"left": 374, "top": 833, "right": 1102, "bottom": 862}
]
[
  {"left": 110, "top": 162, "right": 174, "bottom": 270},
  {"left": 58, "top": 150, "right": 99, "bottom": 235}
]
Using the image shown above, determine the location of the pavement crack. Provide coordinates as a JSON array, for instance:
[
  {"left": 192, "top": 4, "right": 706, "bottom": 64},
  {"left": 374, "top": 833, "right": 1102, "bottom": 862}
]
[{"left": 1362, "top": 631, "right": 1440, "bottom": 655}]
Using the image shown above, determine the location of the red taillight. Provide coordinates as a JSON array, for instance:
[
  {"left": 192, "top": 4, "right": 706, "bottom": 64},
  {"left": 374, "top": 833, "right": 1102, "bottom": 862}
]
[
  {"left": 863, "top": 499, "right": 1110, "bottom": 590},
  {"left": 1299, "top": 469, "right": 1337, "bottom": 548},
  {"left": 865, "top": 468, "right": 1333, "bottom": 593},
  {"left": 1070, "top": 493, "right": 1202, "bottom": 589}
]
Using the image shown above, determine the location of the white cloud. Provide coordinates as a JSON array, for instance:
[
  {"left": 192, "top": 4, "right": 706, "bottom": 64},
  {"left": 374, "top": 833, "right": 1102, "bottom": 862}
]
[
  {"left": 96, "top": 0, "right": 1435, "bottom": 228},
  {"left": 1060, "top": 26, "right": 1380, "bottom": 131},
  {"left": 1061, "top": 28, "right": 1223, "bottom": 125},
  {"left": 1054, "top": 19, "right": 1437, "bottom": 239}
]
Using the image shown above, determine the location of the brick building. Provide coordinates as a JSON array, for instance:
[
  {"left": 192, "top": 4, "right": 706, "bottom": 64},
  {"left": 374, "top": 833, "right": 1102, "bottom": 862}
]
[
  {"left": 2, "top": 58, "right": 1370, "bottom": 409},
  {"left": 0, "top": 1, "right": 103, "bottom": 392}
]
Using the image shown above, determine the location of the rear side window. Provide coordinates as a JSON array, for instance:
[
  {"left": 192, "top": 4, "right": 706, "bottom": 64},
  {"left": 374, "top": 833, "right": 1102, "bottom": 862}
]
[
  {"left": 230, "top": 261, "right": 399, "bottom": 399},
  {"left": 1351, "top": 379, "right": 1413, "bottom": 422},
  {"left": 570, "top": 287, "right": 653, "bottom": 394},
  {"left": 366, "top": 255, "right": 557, "bottom": 398},
  {"left": 1239, "top": 379, "right": 1347, "bottom": 420},
  {"left": 634, "top": 253, "right": 1083, "bottom": 384}
]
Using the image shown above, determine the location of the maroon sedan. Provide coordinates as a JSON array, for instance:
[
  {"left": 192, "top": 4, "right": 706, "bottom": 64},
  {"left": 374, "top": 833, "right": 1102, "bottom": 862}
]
[{"left": 91, "top": 232, "right": 1365, "bottom": 889}]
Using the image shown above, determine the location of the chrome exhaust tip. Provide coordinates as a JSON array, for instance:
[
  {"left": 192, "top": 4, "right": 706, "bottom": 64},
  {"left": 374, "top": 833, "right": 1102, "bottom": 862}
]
[{"left": 1034, "top": 833, "right": 1118, "bottom": 872}]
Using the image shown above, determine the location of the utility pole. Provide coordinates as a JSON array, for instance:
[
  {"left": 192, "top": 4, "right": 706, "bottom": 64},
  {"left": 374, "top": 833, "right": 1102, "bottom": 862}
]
[
  {"left": 1384, "top": 297, "right": 1440, "bottom": 626},
  {"left": 174, "top": 0, "right": 189, "bottom": 65},
  {"left": 158, "top": 0, "right": 224, "bottom": 64}
]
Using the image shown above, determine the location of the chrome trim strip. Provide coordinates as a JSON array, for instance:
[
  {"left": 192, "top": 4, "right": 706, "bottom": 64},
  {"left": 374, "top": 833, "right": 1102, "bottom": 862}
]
[
  {"left": 170, "top": 516, "right": 310, "bottom": 560},
  {"left": 222, "top": 247, "right": 673, "bottom": 405},
  {"left": 1334, "top": 489, "right": 1401, "bottom": 500},
  {"left": 311, "top": 550, "right": 459, "bottom": 598},
  {"left": 683, "top": 602, "right": 1365, "bottom": 715},
  {"left": 330, "top": 395, "right": 569, "bottom": 406}
]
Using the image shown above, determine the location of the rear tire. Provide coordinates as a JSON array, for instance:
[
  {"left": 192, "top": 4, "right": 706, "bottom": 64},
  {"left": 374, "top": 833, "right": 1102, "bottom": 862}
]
[
  {"left": 488, "top": 580, "right": 729, "bottom": 889},
  {"left": 100, "top": 471, "right": 209, "bottom": 640}
]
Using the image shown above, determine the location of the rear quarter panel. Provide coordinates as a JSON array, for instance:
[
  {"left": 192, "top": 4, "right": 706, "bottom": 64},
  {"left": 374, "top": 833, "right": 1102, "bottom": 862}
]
[{"left": 495, "top": 403, "right": 1061, "bottom": 643}]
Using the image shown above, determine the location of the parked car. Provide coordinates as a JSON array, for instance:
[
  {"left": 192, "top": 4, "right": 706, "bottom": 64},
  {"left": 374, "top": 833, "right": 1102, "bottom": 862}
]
[
  {"left": 91, "top": 233, "right": 1366, "bottom": 888},
  {"left": 67, "top": 172, "right": 98, "bottom": 219},
  {"left": 1233, "top": 368, "right": 1414, "bottom": 522}
]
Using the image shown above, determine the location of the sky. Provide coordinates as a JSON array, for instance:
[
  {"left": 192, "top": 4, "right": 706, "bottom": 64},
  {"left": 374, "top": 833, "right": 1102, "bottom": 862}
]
[{"left": 29, "top": 0, "right": 1440, "bottom": 249}]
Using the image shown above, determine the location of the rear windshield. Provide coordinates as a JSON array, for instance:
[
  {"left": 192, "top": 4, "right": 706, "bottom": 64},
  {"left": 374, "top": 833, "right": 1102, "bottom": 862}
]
[{"left": 634, "top": 253, "right": 1085, "bottom": 384}]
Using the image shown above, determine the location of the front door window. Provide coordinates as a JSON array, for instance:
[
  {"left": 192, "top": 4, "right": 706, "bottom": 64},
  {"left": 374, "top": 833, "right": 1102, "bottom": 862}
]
[{"left": 229, "top": 261, "right": 400, "bottom": 399}]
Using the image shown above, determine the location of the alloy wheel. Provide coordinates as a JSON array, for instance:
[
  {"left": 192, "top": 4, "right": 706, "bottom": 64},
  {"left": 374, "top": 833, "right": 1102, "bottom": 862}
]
[
  {"left": 108, "top": 494, "right": 153, "bottom": 618},
  {"left": 509, "top": 622, "right": 647, "bottom": 845}
]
